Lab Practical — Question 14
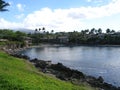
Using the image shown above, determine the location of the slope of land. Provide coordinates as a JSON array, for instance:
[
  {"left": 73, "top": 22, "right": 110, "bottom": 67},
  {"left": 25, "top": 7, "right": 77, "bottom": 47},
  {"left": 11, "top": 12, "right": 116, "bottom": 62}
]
[{"left": 0, "top": 51, "right": 96, "bottom": 90}]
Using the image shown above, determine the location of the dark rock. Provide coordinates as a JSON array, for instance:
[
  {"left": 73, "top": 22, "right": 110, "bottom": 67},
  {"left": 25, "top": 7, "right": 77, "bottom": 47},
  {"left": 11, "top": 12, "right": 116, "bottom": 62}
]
[
  {"left": 10, "top": 56, "right": 120, "bottom": 90},
  {"left": 86, "top": 76, "right": 119, "bottom": 90},
  {"left": 97, "top": 76, "right": 104, "bottom": 83},
  {"left": 50, "top": 62, "right": 85, "bottom": 79},
  {"left": 102, "top": 82, "right": 119, "bottom": 90},
  {"left": 11, "top": 53, "right": 29, "bottom": 60}
]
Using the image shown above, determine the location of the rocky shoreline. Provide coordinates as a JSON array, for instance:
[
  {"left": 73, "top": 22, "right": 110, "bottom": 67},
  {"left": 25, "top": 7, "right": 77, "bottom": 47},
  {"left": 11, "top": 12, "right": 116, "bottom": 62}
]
[{"left": 10, "top": 53, "right": 120, "bottom": 90}]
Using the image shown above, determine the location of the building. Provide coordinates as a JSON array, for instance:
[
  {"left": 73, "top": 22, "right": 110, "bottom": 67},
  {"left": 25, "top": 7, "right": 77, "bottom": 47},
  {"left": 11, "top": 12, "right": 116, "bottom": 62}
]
[
  {"left": 24, "top": 37, "right": 32, "bottom": 47},
  {"left": 58, "top": 36, "right": 69, "bottom": 43},
  {"left": 0, "top": 39, "right": 8, "bottom": 42}
]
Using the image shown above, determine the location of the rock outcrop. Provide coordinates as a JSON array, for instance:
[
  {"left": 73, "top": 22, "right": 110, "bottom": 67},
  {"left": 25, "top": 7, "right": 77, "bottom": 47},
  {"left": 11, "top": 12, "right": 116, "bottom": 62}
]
[{"left": 12, "top": 53, "right": 120, "bottom": 90}]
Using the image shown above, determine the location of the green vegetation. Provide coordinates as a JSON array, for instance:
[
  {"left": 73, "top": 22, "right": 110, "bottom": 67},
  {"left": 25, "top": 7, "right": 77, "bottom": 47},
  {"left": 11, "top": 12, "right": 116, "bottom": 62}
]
[
  {"left": 0, "top": 29, "right": 27, "bottom": 42},
  {"left": 67, "top": 28, "right": 119, "bottom": 45},
  {"left": 1, "top": 28, "right": 120, "bottom": 46},
  {"left": 0, "top": 0, "right": 9, "bottom": 12},
  {"left": 29, "top": 28, "right": 120, "bottom": 45},
  {"left": 0, "top": 29, "right": 27, "bottom": 49},
  {"left": 0, "top": 51, "right": 96, "bottom": 90}
]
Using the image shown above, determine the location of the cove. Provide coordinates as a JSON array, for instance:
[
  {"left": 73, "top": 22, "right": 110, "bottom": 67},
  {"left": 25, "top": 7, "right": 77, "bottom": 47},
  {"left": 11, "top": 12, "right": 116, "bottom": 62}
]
[{"left": 19, "top": 44, "right": 120, "bottom": 87}]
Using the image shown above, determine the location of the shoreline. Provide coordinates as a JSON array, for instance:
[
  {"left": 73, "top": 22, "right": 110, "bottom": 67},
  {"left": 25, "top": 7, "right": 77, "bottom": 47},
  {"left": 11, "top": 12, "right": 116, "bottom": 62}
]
[
  {"left": 2, "top": 44, "right": 120, "bottom": 90},
  {"left": 3, "top": 43, "right": 120, "bottom": 54},
  {"left": 64, "top": 43, "right": 120, "bottom": 47},
  {"left": 10, "top": 52, "right": 120, "bottom": 90},
  {"left": 34, "top": 43, "right": 120, "bottom": 47}
]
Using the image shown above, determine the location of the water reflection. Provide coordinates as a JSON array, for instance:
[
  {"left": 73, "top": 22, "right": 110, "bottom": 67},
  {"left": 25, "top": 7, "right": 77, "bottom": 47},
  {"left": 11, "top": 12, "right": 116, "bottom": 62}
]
[{"left": 20, "top": 45, "right": 120, "bottom": 86}]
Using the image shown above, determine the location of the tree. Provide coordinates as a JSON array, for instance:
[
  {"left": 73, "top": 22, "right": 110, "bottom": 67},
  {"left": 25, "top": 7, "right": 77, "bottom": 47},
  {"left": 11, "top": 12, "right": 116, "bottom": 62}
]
[
  {"left": 42, "top": 27, "right": 45, "bottom": 31},
  {"left": 35, "top": 28, "right": 38, "bottom": 34},
  {"left": 81, "top": 30, "right": 86, "bottom": 35},
  {"left": 98, "top": 28, "right": 102, "bottom": 34},
  {"left": 85, "top": 29, "right": 89, "bottom": 34},
  {"left": 95, "top": 30, "right": 98, "bottom": 34},
  {"left": 51, "top": 30, "right": 54, "bottom": 33},
  {"left": 42, "top": 27, "right": 45, "bottom": 33},
  {"left": 35, "top": 28, "right": 37, "bottom": 31},
  {"left": 106, "top": 28, "right": 111, "bottom": 34},
  {"left": 39, "top": 28, "right": 41, "bottom": 31},
  {"left": 89, "top": 28, "right": 95, "bottom": 34},
  {"left": 0, "top": 0, "right": 9, "bottom": 12},
  {"left": 111, "top": 30, "right": 115, "bottom": 33}
]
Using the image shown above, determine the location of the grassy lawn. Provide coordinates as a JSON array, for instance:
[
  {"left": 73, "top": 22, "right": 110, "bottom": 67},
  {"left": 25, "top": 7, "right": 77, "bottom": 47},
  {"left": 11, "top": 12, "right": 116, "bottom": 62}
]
[{"left": 0, "top": 51, "right": 97, "bottom": 90}]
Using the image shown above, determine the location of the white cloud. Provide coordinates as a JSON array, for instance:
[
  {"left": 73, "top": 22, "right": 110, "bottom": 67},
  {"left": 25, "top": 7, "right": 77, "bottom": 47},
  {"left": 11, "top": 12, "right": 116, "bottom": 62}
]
[
  {"left": 22, "top": 8, "right": 84, "bottom": 31},
  {"left": 22, "top": 0, "right": 120, "bottom": 31},
  {"left": 15, "top": 14, "right": 24, "bottom": 19},
  {"left": 16, "top": 3, "right": 25, "bottom": 12},
  {"left": 86, "top": 0, "right": 104, "bottom": 3},
  {"left": 68, "top": 0, "right": 120, "bottom": 19},
  {"left": 0, "top": 18, "right": 24, "bottom": 29},
  {"left": 87, "top": 0, "right": 92, "bottom": 2},
  {"left": 0, "top": 0, "right": 120, "bottom": 32}
]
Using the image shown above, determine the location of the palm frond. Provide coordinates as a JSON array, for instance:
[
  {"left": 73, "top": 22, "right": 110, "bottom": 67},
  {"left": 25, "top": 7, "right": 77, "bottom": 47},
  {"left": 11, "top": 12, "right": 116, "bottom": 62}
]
[{"left": 0, "top": 0, "right": 9, "bottom": 12}]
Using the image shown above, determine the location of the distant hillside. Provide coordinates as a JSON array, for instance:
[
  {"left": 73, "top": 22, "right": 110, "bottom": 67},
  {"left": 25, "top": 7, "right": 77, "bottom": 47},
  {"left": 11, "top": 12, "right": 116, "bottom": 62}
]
[{"left": 14, "top": 28, "right": 35, "bottom": 33}]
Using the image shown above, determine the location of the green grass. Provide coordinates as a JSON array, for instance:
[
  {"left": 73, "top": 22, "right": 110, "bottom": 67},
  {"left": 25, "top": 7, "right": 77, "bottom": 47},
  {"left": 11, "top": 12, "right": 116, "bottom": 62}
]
[{"left": 0, "top": 51, "right": 96, "bottom": 90}]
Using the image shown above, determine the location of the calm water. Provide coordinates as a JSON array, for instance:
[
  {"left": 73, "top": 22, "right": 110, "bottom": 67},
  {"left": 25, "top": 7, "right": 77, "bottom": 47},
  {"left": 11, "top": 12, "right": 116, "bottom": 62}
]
[{"left": 20, "top": 45, "right": 120, "bottom": 87}]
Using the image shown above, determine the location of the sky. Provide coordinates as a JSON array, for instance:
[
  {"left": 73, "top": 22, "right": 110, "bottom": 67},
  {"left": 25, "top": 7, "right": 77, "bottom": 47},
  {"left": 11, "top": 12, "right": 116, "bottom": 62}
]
[{"left": 0, "top": 0, "right": 120, "bottom": 32}]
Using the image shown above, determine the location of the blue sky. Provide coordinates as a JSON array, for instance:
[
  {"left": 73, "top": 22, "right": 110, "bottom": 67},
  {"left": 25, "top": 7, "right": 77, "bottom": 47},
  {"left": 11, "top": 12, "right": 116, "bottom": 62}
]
[{"left": 0, "top": 0, "right": 120, "bottom": 32}]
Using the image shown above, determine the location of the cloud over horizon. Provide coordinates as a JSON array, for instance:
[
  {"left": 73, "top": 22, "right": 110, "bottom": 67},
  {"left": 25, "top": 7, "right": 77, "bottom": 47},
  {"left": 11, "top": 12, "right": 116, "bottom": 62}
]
[{"left": 0, "top": 0, "right": 120, "bottom": 32}]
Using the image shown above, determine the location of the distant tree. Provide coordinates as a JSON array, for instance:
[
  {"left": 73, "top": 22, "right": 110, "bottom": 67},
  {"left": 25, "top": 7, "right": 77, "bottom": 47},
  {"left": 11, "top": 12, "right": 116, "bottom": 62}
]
[
  {"left": 46, "top": 31, "right": 49, "bottom": 34},
  {"left": 43, "top": 30, "right": 46, "bottom": 34},
  {"left": 95, "top": 30, "right": 98, "bottom": 34},
  {"left": 51, "top": 30, "right": 54, "bottom": 33},
  {"left": 15, "top": 31, "right": 26, "bottom": 41},
  {"left": 111, "top": 30, "right": 115, "bottom": 33},
  {"left": 42, "top": 27, "right": 45, "bottom": 31},
  {"left": 35, "top": 28, "right": 38, "bottom": 33},
  {"left": 89, "top": 28, "right": 95, "bottom": 34},
  {"left": 39, "top": 28, "right": 41, "bottom": 31},
  {"left": 42, "top": 27, "right": 45, "bottom": 33},
  {"left": 106, "top": 28, "right": 111, "bottom": 34},
  {"left": 35, "top": 28, "right": 37, "bottom": 31},
  {"left": 98, "top": 28, "right": 102, "bottom": 34},
  {"left": 0, "top": 0, "right": 9, "bottom": 12},
  {"left": 84, "top": 29, "right": 89, "bottom": 34},
  {"left": 81, "top": 30, "right": 86, "bottom": 35}
]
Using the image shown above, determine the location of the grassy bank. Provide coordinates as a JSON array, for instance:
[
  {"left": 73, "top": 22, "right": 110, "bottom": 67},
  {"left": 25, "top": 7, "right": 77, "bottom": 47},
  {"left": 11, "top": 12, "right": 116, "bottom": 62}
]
[{"left": 0, "top": 51, "right": 96, "bottom": 90}]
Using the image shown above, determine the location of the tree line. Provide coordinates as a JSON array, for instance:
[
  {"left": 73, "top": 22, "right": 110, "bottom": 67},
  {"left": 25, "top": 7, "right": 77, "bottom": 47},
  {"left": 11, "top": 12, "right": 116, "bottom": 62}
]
[
  {"left": 68, "top": 28, "right": 118, "bottom": 45},
  {"left": 0, "top": 27, "right": 120, "bottom": 45},
  {"left": 26, "top": 27, "right": 120, "bottom": 45},
  {"left": 0, "top": 29, "right": 27, "bottom": 49},
  {"left": 1, "top": 0, "right": 120, "bottom": 45}
]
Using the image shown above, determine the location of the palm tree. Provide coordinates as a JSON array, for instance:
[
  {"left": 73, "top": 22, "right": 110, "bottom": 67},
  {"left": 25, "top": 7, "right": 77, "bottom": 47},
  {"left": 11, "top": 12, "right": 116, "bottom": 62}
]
[
  {"left": 81, "top": 30, "right": 86, "bottom": 35},
  {"left": 0, "top": 0, "right": 9, "bottom": 12},
  {"left": 35, "top": 28, "right": 38, "bottom": 33},
  {"left": 42, "top": 27, "right": 45, "bottom": 33},
  {"left": 89, "top": 28, "right": 95, "bottom": 34},
  {"left": 98, "top": 28, "right": 102, "bottom": 34},
  {"left": 85, "top": 29, "right": 89, "bottom": 34},
  {"left": 111, "top": 30, "right": 115, "bottom": 34},
  {"left": 51, "top": 30, "right": 54, "bottom": 34},
  {"left": 106, "top": 28, "right": 111, "bottom": 34},
  {"left": 35, "top": 28, "right": 37, "bottom": 31},
  {"left": 39, "top": 28, "right": 41, "bottom": 31},
  {"left": 42, "top": 27, "right": 45, "bottom": 31}
]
